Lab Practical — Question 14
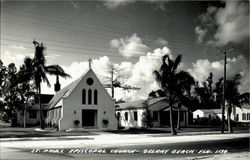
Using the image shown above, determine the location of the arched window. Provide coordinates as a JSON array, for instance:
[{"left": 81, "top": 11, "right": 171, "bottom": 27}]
[
  {"left": 242, "top": 113, "right": 246, "bottom": 120},
  {"left": 82, "top": 89, "right": 86, "bottom": 104},
  {"left": 94, "top": 90, "right": 98, "bottom": 105},
  {"left": 88, "top": 89, "right": 92, "bottom": 104}
]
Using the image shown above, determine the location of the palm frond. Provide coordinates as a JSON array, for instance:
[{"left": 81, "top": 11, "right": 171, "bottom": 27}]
[
  {"left": 173, "top": 55, "right": 182, "bottom": 72},
  {"left": 45, "top": 65, "right": 71, "bottom": 78},
  {"left": 153, "top": 70, "right": 165, "bottom": 90}
]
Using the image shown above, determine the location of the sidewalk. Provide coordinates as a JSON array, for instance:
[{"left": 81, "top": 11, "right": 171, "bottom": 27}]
[
  {"left": 0, "top": 127, "right": 249, "bottom": 142},
  {"left": 1, "top": 130, "right": 249, "bottom": 149}
]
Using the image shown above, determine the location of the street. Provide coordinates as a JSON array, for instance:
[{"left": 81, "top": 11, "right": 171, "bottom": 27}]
[{"left": 1, "top": 132, "right": 249, "bottom": 160}]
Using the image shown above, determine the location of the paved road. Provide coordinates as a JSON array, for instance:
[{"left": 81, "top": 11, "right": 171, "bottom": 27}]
[{"left": 1, "top": 133, "right": 249, "bottom": 160}]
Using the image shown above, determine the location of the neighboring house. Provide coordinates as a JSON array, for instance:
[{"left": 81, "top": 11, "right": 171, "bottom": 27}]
[
  {"left": 16, "top": 94, "right": 53, "bottom": 126},
  {"left": 232, "top": 105, "right": 250, "bottom": 123},
  {"left": 45, "top": 68, "right": 117, "bottom": 131},
  {"left": 193, "top": 105, "right": 250, "bottom": 124},
  {"left": 116, "top": 97, "right": 190, "bottom": 128},
  {"left": 193, "top": 109, "right": 221, "bottom": 120}
]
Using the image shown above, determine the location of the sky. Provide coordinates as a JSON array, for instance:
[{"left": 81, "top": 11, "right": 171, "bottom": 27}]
[{"left": 1, "top": 0, "right": 249, "bottom": 101}]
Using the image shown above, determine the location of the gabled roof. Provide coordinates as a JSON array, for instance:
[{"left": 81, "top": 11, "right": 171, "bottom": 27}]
[
  {"left": 116, "top": 100, "right": 145, "bottom": 110},
  {"left": 194, "top": 109, "right": 222, "bottom": 114},
  {"left": 47, "top": 69, "right": 90, "bottom": 109},
  {"left": 116, "top": 97, "right": 188, "bottom": 111}
]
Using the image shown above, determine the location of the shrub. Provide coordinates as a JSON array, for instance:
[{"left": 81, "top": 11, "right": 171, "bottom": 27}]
[{"left": 74, "top": 120, "right": 80, "bottom": 127}]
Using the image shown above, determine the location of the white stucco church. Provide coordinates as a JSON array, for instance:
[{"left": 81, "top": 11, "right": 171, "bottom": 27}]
[{"left": 45, "top": 61, "right": 117, "bottom": 131}]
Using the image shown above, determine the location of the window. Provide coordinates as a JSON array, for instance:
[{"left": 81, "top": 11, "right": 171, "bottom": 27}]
[
  {"left": 180, "top": 112, "right": 184, "bottom": 121},
  {"left": 88, "top": 89, "right": 92, "bottom": 104},
  {"left": 134, "top": 111, "right": 138, "bottom": 121},
  {"left": 94, "top": 90, "right": 98, "bottom": 105},
  {"left": 242, "top": 113, "right": 246, "bottom": 120},
  {"left": 153, "top": 111, "right": 158, "bottom": 121},
  {"left": 236, "top": 114, "right": 239, "bottom": 121},
  {"left": 208, "top": 114, "right": 211, "bottom": 119},
  {"left": 29, "top": 110, "right": 37, "bottom": 119},
  {"left": 117, "top": 112, "right": 120, "bottom": 121},
  {"left": 247, "top": 113, "right": 250, "bottom": 120},
  {"left": 87, "top": 78, "right": 94, "bottom": 86},
  {"left": 82, "top": 89, "right": 86, "bottom": 104},
  {"left": 125, "top": 112, "right": 128, "bottom": 121}
]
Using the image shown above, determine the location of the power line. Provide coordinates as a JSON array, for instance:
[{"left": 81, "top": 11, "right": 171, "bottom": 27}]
[
  {"left": 1, "top": 38, "right": 222, "bottom": 62},
  {"left": 2, "top": 5, "right": 202, "bottom": 47}
]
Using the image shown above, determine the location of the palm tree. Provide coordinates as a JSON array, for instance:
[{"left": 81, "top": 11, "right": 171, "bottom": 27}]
[
  {"left": 153, "top": 54, "right": 192, "bottom": 135},
  {"left": 32, "top": 41, "right": 71, "bottom": 129},
  {"left": 224, "top": 74, "right": 249, "bottom": 133}
]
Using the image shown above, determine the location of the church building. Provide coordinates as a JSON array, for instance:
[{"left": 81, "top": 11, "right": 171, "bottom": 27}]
[{"left": 45, "top": 63, "right": 117, "bottom": 131}]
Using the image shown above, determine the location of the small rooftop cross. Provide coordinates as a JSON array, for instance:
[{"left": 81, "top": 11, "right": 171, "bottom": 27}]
[{"left": 88, "top": 58, "right": 92, "bottom": 69}]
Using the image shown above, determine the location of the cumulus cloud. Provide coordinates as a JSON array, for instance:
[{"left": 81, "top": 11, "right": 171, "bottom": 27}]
[
  {"left": 187, "top": 55, "right": 249, "bottom": 93},
  {"left": 110, "top": 33, "right": 149, "bottom": 57},
  {"left": 196, "top": 1, "right": 249, "bottom": 47},
  {"left": 155, "top": 37, "right": 168, "bottom": 46},
  {"left": 195, "top": 26, "right": 207, "bottom": 43},
  {"left": 213, "top": 1, "right": 249, "bottom": 46},
  {"left": 41, "top": 46, "right": 173, "bottom": 101}
]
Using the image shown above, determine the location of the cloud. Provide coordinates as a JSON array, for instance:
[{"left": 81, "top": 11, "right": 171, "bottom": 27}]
[
  {"left": 196, "top": 1, "right": 249, "bottom": 47},
  {"left": 155, "top": 37, "right": 168, "bottom": 46},
  {"left": 213, "top": 1, "right": 249, "bottom": 46},
  {"left": 195, "top": 26, "right": 207, "bottom": 43},
  {"left": 8, "top": 45, "right": 27, "bottom": 50},
  {"left": 102, "top": 0, "right": 169, "bottom": 10},
  {"left": 110, "top": 33, "right": 149, "bottom": 57},
  {"left": 102, "top": 0, "right": 136, "bottom": 9},
  {"left": 70, "top": 1, "right": 80, "bottom": 9},
  {"left": 187, "top": 55, "right": 249, "bottom": 93},
  {"left": 41, "top": 46, "right": 173, "bottom": 101}
]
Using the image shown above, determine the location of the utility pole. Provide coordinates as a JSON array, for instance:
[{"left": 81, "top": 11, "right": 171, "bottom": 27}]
[
  {"left": 221, "top": 48, "right": 234, "bottom": 133},
  {"left": 103, "top": 63, "right": 140, "bottom": 99},
  {"left": 111, "top": 66, "right": 114, "bottom": 98}
]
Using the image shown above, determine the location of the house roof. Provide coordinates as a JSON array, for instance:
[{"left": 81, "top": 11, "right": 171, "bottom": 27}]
[
  {"left": 116, "top": 97, "right": 188, "bottom": 111},
  {"left": 47, "top": 69, "right": 90, "bottom": 109},
  {"left": 116, "top": 100, "right": 145, "bottom": 110},
  {"left": 241, "top": 105, "right": 250, "bottom": 110},
  {"left": 194, "top": 109, "right": 222, "bottom": 114}
]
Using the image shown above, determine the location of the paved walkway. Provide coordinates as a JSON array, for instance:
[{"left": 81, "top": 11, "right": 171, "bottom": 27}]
[{"left": 1, "top": 131, "right": 249, "bottom": 149}]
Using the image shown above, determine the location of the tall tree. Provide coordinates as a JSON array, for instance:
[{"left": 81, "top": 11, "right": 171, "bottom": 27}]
[
  {"left": 16, "top": 57, "right": 35, "bottom": 127},
  {"left": 216, "top": 74, "right": 250, "bottom": 133},
  {"left": 3, "top": 63, "right": 21, "bottom": 126},
  {"left": 153, "top": 54, "right": 192, "bottom": 135},
  {"left": 194, "top": 73, "right": 220, "bottom": 109},
  {"left": 175, "top": 70, "right": 195, "bottom": 129},
  {"left": 31, "top": 41, "right": 71, "bottom": 129}
]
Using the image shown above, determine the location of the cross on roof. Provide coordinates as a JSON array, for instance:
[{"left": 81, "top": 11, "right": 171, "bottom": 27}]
[{"left": 88, "top": 58, "right": 92, "bottom": 69}]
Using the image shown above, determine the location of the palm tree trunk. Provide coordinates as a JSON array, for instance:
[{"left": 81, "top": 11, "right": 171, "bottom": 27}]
[
  {"left": 169, "top": 93, "right": 177, "bottom": 135},
  {"left": 177, "top": 106, "right": 180, "bottom": 130},
  {"left": 23, "top": 105, "right": 26, "bottom": 128},
  {"left": 227, "top": 105, "right": 233, "bottom": 133},
  {"left": 38, "top": 85, "right": 44, "bottom": 129}
]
